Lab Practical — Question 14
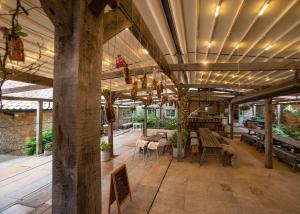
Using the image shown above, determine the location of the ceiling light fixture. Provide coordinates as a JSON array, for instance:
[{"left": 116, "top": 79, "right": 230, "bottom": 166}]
[
  {"left": 248, "top": 76, "right": 252, "bottom": 80},
  {"left": 215, "top": 4, "right": 220, "bottom": 17},
  {"left": 208, "top": 42, "right": 211, "bottom": 49},
  {"left": 144, "top": 49, "right": 149, "bottom": 54},
  {"left": 265, "top": 45, "right": 272, "bottom": 51},
  {"left": 235, "top": 44, "right": 240, "bottom": 50},
  {"left": 258, "top": 0, "right": 270, "bottom": 16}
]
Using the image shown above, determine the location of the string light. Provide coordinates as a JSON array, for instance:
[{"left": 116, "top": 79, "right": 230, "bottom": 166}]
[{"left": 258, "top": 1, "right": 270, "bottom": 16}]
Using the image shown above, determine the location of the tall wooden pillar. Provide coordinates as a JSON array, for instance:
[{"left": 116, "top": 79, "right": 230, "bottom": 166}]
[
  {"left": 115, "top": 105, "right": 119, "bottom": 131},
  {"left": 41, "top": 1, "right": 104, "bottom": 212},
  {"left": 143, "top": 104, "right": 148, "bottom": 137},
  {"left": 229, "top": 103, "right": 234, "bottom": 139},
  {"left": 108, "top": 122, "right": 114, "bottom": 156},
  {"left": 159, "top": 104, "right": 163, "bottom": 126},
  {"left": 277, "top": 104, "right": 281, "bottom": 127},
  {"left": 36, "top": 100, "right": 43, "bottom": 155},
  {"left": 264, "top": 98, "right": 273, "bottom": 169},
  {"left": 177, "top": 101, "right": 183, "bottom": 161}
]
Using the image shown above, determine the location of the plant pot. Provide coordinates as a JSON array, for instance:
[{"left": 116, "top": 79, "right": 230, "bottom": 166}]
[
  {"left": 101, "top": 151, "right": 111, "bottom": 162},
  {"left": 44, "top": 150, "right": 52, "bottom": 156},
  {"left": 172, "top": 148, "right": 185, "bottom": 158}
]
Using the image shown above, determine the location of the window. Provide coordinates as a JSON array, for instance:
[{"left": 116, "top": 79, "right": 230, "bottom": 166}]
[
  {"left": 123, "top": 109, "right": 132, "bottom": 118},
  {"left": 165, "top": 109, "right": 175, "bottom": 118},
  {"left": 147, "top": 108, "right": 156, "bottom": 116}
]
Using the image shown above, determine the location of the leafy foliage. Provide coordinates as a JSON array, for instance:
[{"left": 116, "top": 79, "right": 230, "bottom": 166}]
[
  {"left": 132, "top": 111, "right": 144, "bottom": 123},
  {"left": 273, "top": 125, "right": 300, "bottom": 139},
  {"left": 100, "top": 140, "right": 111, "bottom": 152},
  {"left": 284, "top": 105, "right": 300, "bottom": 117},
  {"left": 24, "top": 128, "right": 53, "bottom": 155},
  {"left": 240, "top": 103, "right": 250, "bottom": 112},
  {"left": 164, "top": 118, "right": 177, "bottom": 130},
  {"left": 169, "top": 132, "right": 187, "bottom": 148},
  {"left": 44, "top": 143, "right": 52, "bottom": 151},
  {"left": 147, "top": 114, "right": 160, "bottom": 128}
]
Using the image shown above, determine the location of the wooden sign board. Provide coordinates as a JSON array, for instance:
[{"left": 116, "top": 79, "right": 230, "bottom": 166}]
[{"left": 108, "top": 164, "right": 132, "bottom": 213}]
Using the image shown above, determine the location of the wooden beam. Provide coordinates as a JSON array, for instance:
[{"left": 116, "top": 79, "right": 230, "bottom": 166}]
[
  {"left": 41, "top": 0, "right": 103, "bottom": 212},
  {"left": 169, "top": 61, "right": 300, "bottom": 71},
  {"left": 231, "top": 79, "right": 300, "bottom": 104},
  {"left": 40, "top": 0, "right": 72, "bottom": 35},
  {"left": 183, "top": 83, "right": 264, "bottom": 90},
  {"left": 35, "top": 100, "right": 43, "bottom": 155},
  {"left": 117, "top": 93, "right": 146, "bottom": 103},
  {"left": 0, "top": 68, "right": 53, "bottom": 86},
  {"left": 143, "top": 104, "right": 147, "bottom": 137},
  {"left": 1, "top": 96, "right": 52, "bottom": 102},
  {"left": 2, "top": 85, "right": 50, "bottom": 94},
  {"left": 109, "top": 0, "right": 179, "bottom": 86},
  {"left": 103, "top": 9, "right": 131, "bottom": 42},
  {"left": 264, "top": 98, "right": 273, "bottom": 169},
  {"left": 87, "top": 0, "right": 108, "bottom": 16}
]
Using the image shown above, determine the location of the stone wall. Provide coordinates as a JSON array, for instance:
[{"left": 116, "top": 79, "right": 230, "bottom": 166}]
[{"left": 0, "top": 110, "right": 53, "bottom": 155}]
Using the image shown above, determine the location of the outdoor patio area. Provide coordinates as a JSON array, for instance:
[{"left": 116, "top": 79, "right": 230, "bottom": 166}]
[{"left": 1, "top": 130, "right": 299, "bottom": 214}]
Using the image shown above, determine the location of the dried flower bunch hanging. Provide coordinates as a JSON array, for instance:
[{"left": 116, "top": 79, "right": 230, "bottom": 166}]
[
  {"left": 102, "top": 89, "right": 118, "bottom": 123},
  {"left": 152, "top": 68, "right": 158, "bottom": 86},
  {"left": 147, "top": 90, "right": 153, "bottom": 106},
  {"left": 140, "top": 70, "right": 148, "bottom": 89},
  {"left": 156, "top": 81, "right": 163, "bottom": 99},
  {"left": 161, "top": 94, "right": 168, "bottom": 105},
  {"left": 115, "top": 54, "right": 132, "bottom": 84},
  {"left": 131, "top": 80, "right": 138, "bottom": 98}
]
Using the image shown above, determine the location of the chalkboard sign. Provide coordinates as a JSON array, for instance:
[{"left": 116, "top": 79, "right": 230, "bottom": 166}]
[{"left": 108, "top": 164, "right": 132, "bottom": 213}]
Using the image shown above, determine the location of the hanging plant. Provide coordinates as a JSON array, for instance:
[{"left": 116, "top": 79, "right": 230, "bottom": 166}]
[
  {"left": 131, "top": 80, "right": 138, "bottom": 98},
  {"left": 102, "top": 89, "right": 118, "bottom": 123},
  {"left": 240, "top": 103, "right": 250, "bottom": 112},
  {"left": 156, "top": 83, "right": 162, "bottom": 99},
  {"left": 152, "top": 68, "right": 158, "bottom": 86},
  {"left": 123, "top": 66, "right": 132, "bottom": 84},
  {"left": 161, "top": 94, "right": 168, "bottom": 105},
  {"left": 130, "top": 105, "right": 136, "bottom": 113},
  {"left": 147, "top": 91, "right": 153, "bottom": 106},
  {"left": 140, "top": 70, "right": 148, "bottom": 89}
]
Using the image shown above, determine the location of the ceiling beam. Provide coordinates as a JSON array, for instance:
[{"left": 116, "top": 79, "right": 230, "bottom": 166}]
[
  {"left": 183, "top": 83, "right": 265, "bottom": 90},
  {"left": 169, "top": 61, "right": 300, "bottom": 72},
  {"left": 1, "top": 96, "right": 53, "bottom": 102},
  {"left": 108, "top": 0, "right": 179, "bottom": 86},
  {"left": 2, "top": 85, "right": 50, "bottom": 95}
]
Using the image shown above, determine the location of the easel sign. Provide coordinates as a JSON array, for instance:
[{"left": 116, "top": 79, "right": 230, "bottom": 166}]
[{"left": 108, "top": 164, "right": 132, "bottom": 213}]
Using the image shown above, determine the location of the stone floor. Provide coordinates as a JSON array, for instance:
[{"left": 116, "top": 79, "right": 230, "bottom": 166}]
[
  {"left": 149, "top": 138, "right": 300, "bottom": 214},
  {"left": 0, "top": 131, "right": 300, "bottom": 214}
]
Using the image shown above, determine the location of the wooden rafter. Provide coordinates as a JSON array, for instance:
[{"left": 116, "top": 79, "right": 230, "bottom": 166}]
[
  {"left": 2, "top": 85, "right": 49, "bottom": 94},
  {"left": 182, "top": 83, "right": 265, "bottom": 90}
]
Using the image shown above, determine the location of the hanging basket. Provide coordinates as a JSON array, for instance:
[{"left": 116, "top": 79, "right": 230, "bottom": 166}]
[
  {"left": 123, "top": 66, "right": 132, "bottom": 84},
  {"left": 105, "top": 100, "right": 115, "bottom": 123},
  {"left": 161, "top": 95, "right": 168, "bottom": 105},
  {"left": 147, "top": 93, "right": 153, "bottom": 106},
  {"left": 131, "top": 80, "right": 138, "bottom": 97},
  {"left": 115, "top": 54, "right": 127, "bottom": 69},
  {"left": 141, "top": 72, "right": 148, "bottom": 89},
  {"left": 156, "top": 85, "right": 161, "bottom": 99},
  {"left": 8, "top": 36, "right": 25, "bottom": 62}
]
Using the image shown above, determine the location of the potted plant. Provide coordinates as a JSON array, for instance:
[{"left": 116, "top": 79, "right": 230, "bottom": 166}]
[
  {"left": 44, "top": 143, "right": 52, "bottom": 156},
  {"left": 100, "top": 140, "right": 111, "bottom": 161},
  {"left": 170, "top": 131, "right": 186, "bottom": 158}
]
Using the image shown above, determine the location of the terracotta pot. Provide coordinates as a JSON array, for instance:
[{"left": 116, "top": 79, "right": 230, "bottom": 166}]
[
  {"left": 44, "top": 150, "right": 52, "bottom": 156},
  {"left": 105, "top": 101, "right": 115, "bottom": 123},
  {"left": 8, "top": 36, "right": 25, "bottom": 62},
  {"left": 172, "top": 148, "right": 185, "bottom": 158},
  {"left": 101, "top": 151, "right": 111, "bottom": 162}
]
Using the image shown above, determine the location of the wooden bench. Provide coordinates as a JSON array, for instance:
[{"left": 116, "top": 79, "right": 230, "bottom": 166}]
[{"left": 273, "top": 146, "right": 300, "bottom": 172}]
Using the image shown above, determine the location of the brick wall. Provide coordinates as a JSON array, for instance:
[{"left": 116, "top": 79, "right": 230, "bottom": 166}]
[{"left": 0, "top": 110, "right": 53, "bottom": 155}]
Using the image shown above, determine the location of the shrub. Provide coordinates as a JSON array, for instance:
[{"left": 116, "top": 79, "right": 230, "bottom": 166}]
[
  {"left": 284, "top": 105, "right": 300, "bottom": 117},
  {"left": 44, "top": 143, "right": 52, "bottom": 151},
  {"left": 164, "top": 118, "right": 177, "bottom": 130},
  {"left": 169, "top": 131, "right": 187, "bottom": 148},
  {"left": 147, "top": 114, "right": 160, "bottom": 128},
  {"left": 100, "top": 140, "right": 111, "bottom": 152},
  {"left": 24, "top": 128, "right": 53, "bottom": 155},
  {"left": 132, "top": 111, "right": 144, "bottom": 123},
  {"left": 273, "top": 125, "right": 300, "bottom": 139}
]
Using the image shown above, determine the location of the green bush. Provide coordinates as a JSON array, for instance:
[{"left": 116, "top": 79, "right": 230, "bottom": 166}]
[
  {"left": 284, "top": 105, "right": 300, "bottom": 117},
  {"left": 169, "top": 132, "right": 187, "bottom": 148},
  {"left": 100, "top": 140, "right": 111, "bottom": 152},
  {"left": 273, "top": 125, "right": 300, "bottom": 139},
  {"left": 24, "top": 128, "right": 53, "bottom": 155},
  {"left": 164, "top": 118, "right": 177, "bottom": 130},
  {"left": 44, "top": 143, "right": 52, "bottom": 151},
  {"left": 147, "top": 114, "right": 160, "bottom": 128},
  {"left": 132, "top": 111, "right": 144, "bottom": 123}
]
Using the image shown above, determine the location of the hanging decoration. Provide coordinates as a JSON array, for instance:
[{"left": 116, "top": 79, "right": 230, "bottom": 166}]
[
  {"left": 140, "top": 70, "right": 148, "bottom": 89},
  {"left": 131, "top": 80, "right": 138, "bottom": 98},
  {"left": 152, "top": 67, "right": 158, "bottom": 86},
  {"left": 147, "top": 90, "right": 153, "bottom": 106},
  {"left": 115, "top": 54, "right": 132, "bottom": 84},
  {"left": 130, "top": 104, "right": 136, "bottom": 113},
  {"left": 156, "top": 81, "right": 162, "bottom": 99},
  {"left": 102, "top": 89, "right": 118, "bottom": 123}
]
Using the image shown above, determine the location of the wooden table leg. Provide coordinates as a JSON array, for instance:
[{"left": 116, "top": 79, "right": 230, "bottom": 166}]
[{"left": 200, "top": 148, "right": 206, "bottom": 165}]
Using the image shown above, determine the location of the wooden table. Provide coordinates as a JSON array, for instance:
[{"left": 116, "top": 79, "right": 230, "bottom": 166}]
[
  {"left": 145, "top": 134, "right": 163, "bottom": 142},
  {"left": 199, "top": 128, "right": 222, "bottom": 165}
]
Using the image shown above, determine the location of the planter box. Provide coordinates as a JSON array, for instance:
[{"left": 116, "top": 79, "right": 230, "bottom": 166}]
[
  {"left": 172, "top": 148, "right": 185, "bottom": 158},
  {"left": 101, "top": 151, "right": 111, "bottom": 162},
  {"left": 44, "top": 150, "right": 52, "bottom": 156}
]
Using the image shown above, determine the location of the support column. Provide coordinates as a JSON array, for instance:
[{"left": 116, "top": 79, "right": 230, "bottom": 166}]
[
  {"left": 159, "top": 104, "right": 163, "bottom": 127},
  {"left": 115, "top": 105, "right": 119, "bottom": 131},
  {"left": 41, "top": 1, "right": 104, "bottom": 212},
  {"left": 264, "top": 98, "right": 273, "bottom": 169},
  {"left": 143, "top": 104, "right": 147, "bottom": 137},
  {"left": 229, "top": 103, "right": 234, "bottom": 139},
  {"left": 177, "top": 101, "right": 183, "bottom": 161},
  {"left": 108, "top": 122, "right": 114, "bottom": 156},
  {"left": 277, "top": 104, "right": 281, "bottom": 127},
  {"left": 36, "top": 100, "right": 43, "bottom": 155}
]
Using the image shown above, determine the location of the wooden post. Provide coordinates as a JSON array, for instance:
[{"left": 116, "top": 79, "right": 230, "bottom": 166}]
[
  {"left": 264, "top": 98, "right": 273, "bottom": 169},
  {"left": 35, "top": 100, "right": 43, "bottom": 155},
  {"left": 177, "top": 101, "right": 183, "bottom": 161},
  {"left": 253, "top": 104, "right": 257, "bottom": 117},
  {"left": 159, "top": 104, "right": 163, "bottom": 127},
  {"left": 40, "top": 1, "right": 104, "bottom": 212},
  {"left": 277, "top": 104, "right": 281, "bottom": 127},
  {"left": 108, "top": 122, "right": 114, "bottom": 156},
  {"left": 229, "top": 103, "right": 234, "bottom": 139},
  {"left": 115, "top": 105, "right": 119, "bottom": 131},
  {"left": 143, "top": 104, "right": 147, "bottom": 137}
]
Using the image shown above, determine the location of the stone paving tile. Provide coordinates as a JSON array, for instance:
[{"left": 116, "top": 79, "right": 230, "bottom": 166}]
[{"left": 1, "top": 204, "right": 34, "bottom": 214}]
